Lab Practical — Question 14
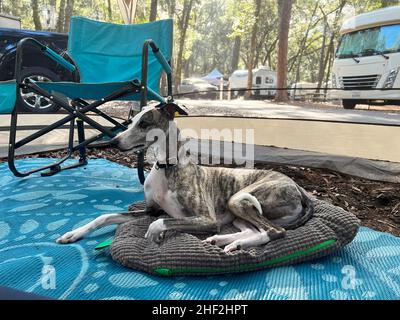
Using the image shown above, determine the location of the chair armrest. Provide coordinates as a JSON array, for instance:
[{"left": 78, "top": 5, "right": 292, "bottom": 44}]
[
  {"left": 14, "top": 38, "right": 78, "bottom": 84},
  {"left": 140, "top": 39, "right": 173, "bottom": 107},
  {"left": 148, "top": 42, "right": 172, "bottom": 75},
  {"left": 43, "top": 46, "right": 76, "bottom": 73}
]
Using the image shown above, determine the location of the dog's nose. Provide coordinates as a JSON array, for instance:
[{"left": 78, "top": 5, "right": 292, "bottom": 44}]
[{"left": 109, "top": 137, "right": 119, "bottom": 148}]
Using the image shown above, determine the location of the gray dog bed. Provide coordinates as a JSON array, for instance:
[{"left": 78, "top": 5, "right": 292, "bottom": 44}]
[{"left": 109, "top": 200, "right": 360, "bottom": 276}]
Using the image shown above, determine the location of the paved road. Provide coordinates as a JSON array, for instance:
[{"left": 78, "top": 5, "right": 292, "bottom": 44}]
[
  {"left": 1, "top": 100, "right": 400, "bottom": 162},
  {"left": 176, "top": 100, "right": 400, "bottom": 163},
  {"left": 179, "top": 99, "right": 400, "bottom": 125}
]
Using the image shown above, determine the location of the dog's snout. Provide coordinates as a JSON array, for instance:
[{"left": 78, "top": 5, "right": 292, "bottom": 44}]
[{"left": 109, "top": 137, "right": 119, "bottom": 148}]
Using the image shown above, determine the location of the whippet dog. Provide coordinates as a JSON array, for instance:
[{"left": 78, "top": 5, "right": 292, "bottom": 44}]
[{"left": 57, "top": 103, "right": 314, "bottom": 252}]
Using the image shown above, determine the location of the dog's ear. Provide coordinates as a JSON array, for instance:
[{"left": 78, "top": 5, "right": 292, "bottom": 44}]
[{"left": 157, "top": 102, "right": 188, "bottom": 119}]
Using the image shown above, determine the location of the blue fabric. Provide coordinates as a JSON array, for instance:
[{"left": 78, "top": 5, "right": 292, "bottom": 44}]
[
  {"left": 44, "top": 48, "right": 76, "bottom": 73},
  {"left": 34, "top": 81, "right": 164, "bottom": 102},
  {"left": 0, "top": 80, "right": 16, "bottom": 114},
  {"left": 1, "top": 158, "right": 400, "bottom": 300},
  {"left": 68, "top": 16, "right": 173, "bottom": 94}
]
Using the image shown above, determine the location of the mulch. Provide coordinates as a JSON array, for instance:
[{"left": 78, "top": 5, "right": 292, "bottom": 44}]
[{"left": 3, "top": 146, "right": 399, "bottom": 237}]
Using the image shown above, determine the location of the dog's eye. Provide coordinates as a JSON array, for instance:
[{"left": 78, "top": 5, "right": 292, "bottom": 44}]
[{"left": 138, "top": 121, "right": 149, "bottom": 129}]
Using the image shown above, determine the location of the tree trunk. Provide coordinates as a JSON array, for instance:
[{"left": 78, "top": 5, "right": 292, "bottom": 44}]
[
  {"left": 64, "top": 0, "right": 74, "bottom": 32},
  {"left": 275, "top": 0, "right": 293, "bottom": 102},
  {"left": 262, "top": 36, "right": 279, "bottom": 68},
  {"left": 107, "top": 0, "right": 112, "bottom": 20},
  {"left": 324, "top": 43, "right": 334, "bottom": 91},
  {"left": 174, "top": 0, "right": 194, "bottom": 91},
  {"left": 57, "top": 0, "right": 66, "bottom": 33},
  {"left": 32, "top": 0, "right": 42, "bottom": 31},
  {"left": 245, "top": 0, "right": 262, "bottom": 99},
  {"left": 165, "top": 0, "right": 176, "bottom": 18},
  {"left": 317, "top": 17, "right": 328, "bottom": 90},
  {"left": 319, "top": 1, "right": 346, "bottom": 91},
  {"left": 183, "top": 58, "right": 190, "bottom": 78},
  {"left": 231, "top": 36, "right": 241, "bottom": 74},
  {"left": 149, "top": 0, "right": 158, "bottom": 21},
  {"left": 160, "top": 0, "right": 175, "bottom": 95},
  {"left": 292, "top": 1, "right": 319, "bottom": 99}
]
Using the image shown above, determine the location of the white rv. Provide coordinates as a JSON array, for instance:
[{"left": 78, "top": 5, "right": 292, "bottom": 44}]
[
  {"left": 229, "top": 66, "right": 277, "bottom": 98},
  {"left": 331, "top": 6, "right": 400, "bottom": 109},
  {"left": 0, "top": 14, "right": 21, "bottom": 29}
]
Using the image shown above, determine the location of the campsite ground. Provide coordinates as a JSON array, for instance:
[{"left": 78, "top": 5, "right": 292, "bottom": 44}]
[
  {"left": 2, "top": 98, "right": 400, "bottom": 237},
  {"left": 12, "top": 146, "right": 400, "bottom": 238}
]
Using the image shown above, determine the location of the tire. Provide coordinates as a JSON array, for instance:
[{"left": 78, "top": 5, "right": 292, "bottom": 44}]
[
  {"left": 191, "top": 92, "right": 199, "bottom": 100},
  {"left": 17, "top": 67, "right": 62, "bottom": 113},
  {"left": 342, "top": 99, "right": 357, "bottom": 110}
]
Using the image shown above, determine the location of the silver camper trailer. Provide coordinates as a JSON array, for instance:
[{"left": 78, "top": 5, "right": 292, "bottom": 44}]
[{"left": 229, "top": 66, "right": 277, "bottom": 98}]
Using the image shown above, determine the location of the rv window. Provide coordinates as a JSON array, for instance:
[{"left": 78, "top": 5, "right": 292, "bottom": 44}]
[
  {"left": 337, "top": 24, "right": 400, "bottom": 58},
  {"left": 265, "top": 77, "right": 273, "bottom": 84},
  {"left": 256, "top": 76, "right": 262, "bottom": 85}
]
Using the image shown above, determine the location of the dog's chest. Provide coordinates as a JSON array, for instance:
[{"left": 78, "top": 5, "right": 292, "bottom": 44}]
[{"left": 144, "top": 165, "right": 186, "bottom": 218}]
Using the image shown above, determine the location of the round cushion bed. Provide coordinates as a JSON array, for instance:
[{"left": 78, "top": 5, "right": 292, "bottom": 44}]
[{"left": 109, "top": 200, "right": 360, "bottom": 276}]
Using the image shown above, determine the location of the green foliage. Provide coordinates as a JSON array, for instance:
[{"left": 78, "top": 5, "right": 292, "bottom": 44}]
[{"left": 1, "top": 0, "right": 399, "bottom": 84}]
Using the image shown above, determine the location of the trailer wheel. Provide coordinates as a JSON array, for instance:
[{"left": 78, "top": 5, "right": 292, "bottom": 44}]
[{"left": 342, "top": 100, "right": 357, "bottom": 110}]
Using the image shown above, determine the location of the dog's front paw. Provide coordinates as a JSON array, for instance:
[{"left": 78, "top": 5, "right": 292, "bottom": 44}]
[
  {"left": 56, "top": 229, "right": 85, "bottom": 244},
  {"left": 145, "top": 219, "right": 166, "bottom": 243},
  {"left": 203, "top": 235, "right": 227, "bottom": 247},
  {"left": 223, "top": 241, "right": 242, "bottom": 253}
]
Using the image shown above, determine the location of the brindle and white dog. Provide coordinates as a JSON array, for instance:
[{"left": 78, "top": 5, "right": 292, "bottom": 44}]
[{"left": 57, "top": 103, "right": 314, "bottom": 252}]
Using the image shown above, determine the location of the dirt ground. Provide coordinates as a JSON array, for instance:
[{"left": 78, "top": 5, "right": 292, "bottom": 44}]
[{"left": 6, "top": 146, "right": 399, "bottom": 237}]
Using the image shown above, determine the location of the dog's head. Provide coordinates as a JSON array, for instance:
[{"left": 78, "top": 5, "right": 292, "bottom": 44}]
[{"left": 110, "top": 103, "right": 187, "bottom": 152}]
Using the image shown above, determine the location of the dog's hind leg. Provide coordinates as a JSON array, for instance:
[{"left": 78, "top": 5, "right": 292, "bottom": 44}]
[
  {"left": 204, "top": 219, "right": 258, "bottom": 247},
  {"left": 223, "top": 229, "right": 271, "bottom": 253},
  {"left": 229, "top": 193, "right": 286, "bottom": 232},
  {"left": 145, "top": 216, "right": 220, "bottom": 243},
  {"left": 227, "top": 191, "right": 287, "bottom": 252},
  {"left": 56, "top": 212, "right": 134, "bottom": 244}
]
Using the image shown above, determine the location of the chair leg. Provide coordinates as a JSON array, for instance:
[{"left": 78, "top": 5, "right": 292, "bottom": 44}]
[
  {"left": 8, "top": 105, "right": 75, "bottom": 177},
  {"left": 40, "top": 119, "right": 75, "bottom": 177},
  {"left": 40, "top": 118, "right": 87, "bottom": 177},
  {"left": 7, "top": 107, "right": 23, "bottom": 177},
  {"left": 76, "top": 118, "right": 88, "bottom": 165},
  {"left": 8, "top": 83, "right": 137, "bottom": 178}
]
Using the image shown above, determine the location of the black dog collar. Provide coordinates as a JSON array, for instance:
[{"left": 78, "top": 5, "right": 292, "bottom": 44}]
[{"left": 155, "top": 161, "right": 177, "bottom": 169}]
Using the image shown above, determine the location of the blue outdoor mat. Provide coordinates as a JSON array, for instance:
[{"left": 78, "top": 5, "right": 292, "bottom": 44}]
[{"left": 0, "top": 158, "right": 400, "bottom": 300}]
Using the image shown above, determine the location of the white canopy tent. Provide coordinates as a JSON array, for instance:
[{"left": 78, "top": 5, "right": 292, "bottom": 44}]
[{"left": 202, "top": 68, "right": 224, "bottom": 86}]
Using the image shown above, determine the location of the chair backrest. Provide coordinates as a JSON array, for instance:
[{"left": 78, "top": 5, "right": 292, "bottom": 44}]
[
  {"left": 0, "top": 81, "right": 16, "bottom": 114},
  {"left": 68, "top": 17, "right": 173, "bottom": 93}
]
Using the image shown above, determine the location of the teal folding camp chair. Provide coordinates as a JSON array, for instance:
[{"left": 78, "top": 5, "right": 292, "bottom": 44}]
[
  {"left": 6, "top": 16, "right": 174, "bottom": 184},
  {"left": 0, "top": 81, "right": 17, "bottom": 114}
]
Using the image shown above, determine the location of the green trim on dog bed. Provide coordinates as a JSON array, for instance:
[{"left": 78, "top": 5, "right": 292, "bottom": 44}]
[
  {"left": 110, "top": 200, "right": 359, "bottom": 276},
  {"left": 153, "top": 239, "right": 337, "bottom": 276}
]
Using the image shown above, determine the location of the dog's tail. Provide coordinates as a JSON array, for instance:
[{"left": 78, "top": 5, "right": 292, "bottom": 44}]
[
  {"left": 284, "top": 186, "right": 315, "bottom": 230},
  {"left": 234, "top": 192, "right": 263, "bottom": 215}
]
